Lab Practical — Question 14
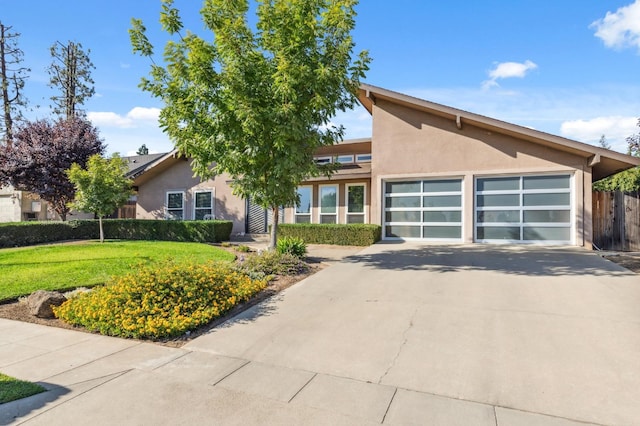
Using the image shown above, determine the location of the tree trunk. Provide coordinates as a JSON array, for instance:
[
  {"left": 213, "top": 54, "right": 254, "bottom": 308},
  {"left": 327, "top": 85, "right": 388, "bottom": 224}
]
[
  {"left": 98, "top": 215, "right": 104, "bottom": 243},
  {"left": 269, "top": 205, "right": 278, "bottom": 250}
]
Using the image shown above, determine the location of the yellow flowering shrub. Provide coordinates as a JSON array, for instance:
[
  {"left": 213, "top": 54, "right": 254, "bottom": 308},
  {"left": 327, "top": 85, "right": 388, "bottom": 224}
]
[{"left": 53, "top": 262, "right": 266, "bottom": 339}]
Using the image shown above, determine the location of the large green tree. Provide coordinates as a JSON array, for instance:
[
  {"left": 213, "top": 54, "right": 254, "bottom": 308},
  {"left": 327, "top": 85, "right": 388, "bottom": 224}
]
[
  {"left": 130, "top": 0, "right": 369, "bottom": 248},
  {"left": 67, "top": 154, "right": 133, "bottom": 243}
]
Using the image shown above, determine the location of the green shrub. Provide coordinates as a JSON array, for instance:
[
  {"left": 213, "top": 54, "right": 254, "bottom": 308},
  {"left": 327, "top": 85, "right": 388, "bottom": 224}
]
[
  {"left": 0, "top": 219, "right": 233, "bottom": 248},
  {"left": 276, "top": 236, "right": 307, "bottom": 258},
  {"left": 54, "top": 262, "right": 266, "bottom": 339},
  {"left": 277, "top": 224, "right": 381, "bottom": 246},
  {"left": 236, "top": 244, "right": 251, "bottom": 253},
  {"left": 238, "top": 250, "right": 308, "bottom": 277}
]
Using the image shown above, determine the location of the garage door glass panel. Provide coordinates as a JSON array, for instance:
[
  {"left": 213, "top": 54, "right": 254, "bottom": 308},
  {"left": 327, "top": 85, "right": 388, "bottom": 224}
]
[
  {"left": 477, "top": 210, "right": 519, "bottom": 223},
  {"left": 523, "top": 193, "right": 570, "bottom": 206},
  {"left": 423, "top": 226, "right": 461, "bottom": 238},
  {"left": 423, "top": 195, "right": 461, "bottom": 208},
  {"left": 523, "top": 175, "right": 570, "bottom": 190},
  {"left": 523, "top": 227, "right": 570, "bottom": 241},
  {"left": 386, "top": 196, "right": 421, "bottom": 208},
  {"left": 523, "top": 210, "right": 570, "bottom": 223},
  {"left": 477, "top": 226, "right": 520, "bottom": 240},
  {"left": 386, "top": 225, "right": 421, "bottom": 238},
  {"left": 386, "top": 211, "right": 421, "bottom": 222},
  {"left": 386, "top": 181, "right": 421, "bottom": 193},
  {"left": 423, "top": 180, "right": 461, "bottom": 192},
  {"left": 477, "top": 194, "right": 519, "bottom": 207},
  {"left": 477, "top": 177, "right": 519, "bottom": 191},
  {"left": 424, "top": 211, "right": 461, "bottom": 222}
]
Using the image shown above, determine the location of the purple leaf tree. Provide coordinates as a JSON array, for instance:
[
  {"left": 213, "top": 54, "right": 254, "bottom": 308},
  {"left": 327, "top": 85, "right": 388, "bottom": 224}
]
[{"left": 0, "top": 117, "right": 104, "bottom": 220}]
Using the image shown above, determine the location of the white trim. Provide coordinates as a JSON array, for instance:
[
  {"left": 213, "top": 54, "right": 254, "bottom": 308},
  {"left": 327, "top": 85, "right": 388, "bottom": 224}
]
[
  {"left": 319, "top": 184, "right": 339, "bottom": 224},
  {"left": 193, "top": 189, "right": 215, "bottom": 220},
  {"left": 295, "top": 185, "right": 313, "bottom": 223},
  {"left": 165, "top": 190, "right": 185, "bottom": 220},
  {"left": 345, "top": 183, "right": 367, "bottom": 224}
]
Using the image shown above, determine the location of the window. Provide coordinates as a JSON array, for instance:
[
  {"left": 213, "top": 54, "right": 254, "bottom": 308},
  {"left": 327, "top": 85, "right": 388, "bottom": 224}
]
[
  {"left": 356, "top": 153, "right": 372, "bottom": 163},
  {"left": 295, "top": 186, "right": 312, "bottom": 223},
  {"left": 194, "top": 190, "right": 214, "bottom": 220},
  {"left": 346, "top": 184, "right": 366, "bottom": 223},
  {"left": 314, "top": 156, "right": 332, "bottom": 165},
  {"left": 166, "top": 191, "right": 184, "bottom": 220},
  {"left": 336, "top": 154, "right": 354, "bottom": 164},
  {"left": 319, "top": 185, "right": 338, "bottom": 224}
]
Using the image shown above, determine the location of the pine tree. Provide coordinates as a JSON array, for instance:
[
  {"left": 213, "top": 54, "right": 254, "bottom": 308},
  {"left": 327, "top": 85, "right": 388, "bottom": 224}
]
[
  {"left": 47, "top": 41, "right": 95, "bottom": 119},
  {"left": 0, "top": 22, "right": 29, "bottom": 147}
]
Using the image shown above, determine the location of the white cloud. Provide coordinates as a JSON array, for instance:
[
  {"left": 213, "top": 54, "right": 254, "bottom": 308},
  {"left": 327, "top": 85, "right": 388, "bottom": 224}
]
[
  {"left": 87, "top": 107, "right": 161, "bottom": 129},
  {"left": 560, "top": 116, "right": 638, "bottom": 150},
  {"left": 482, "top": 60, "right": 538, "bottom": 89},
  {"left": 591, "top": 1, "right": 640, "bottom": 51}
]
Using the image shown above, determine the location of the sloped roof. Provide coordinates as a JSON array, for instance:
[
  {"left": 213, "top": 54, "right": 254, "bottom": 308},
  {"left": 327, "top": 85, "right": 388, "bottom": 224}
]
[
  {"left": 122, "top": 153, "right": 167, "bottom": 178},
  {"left": 358, "top": 83, "right": 640, "bottom": 181}
]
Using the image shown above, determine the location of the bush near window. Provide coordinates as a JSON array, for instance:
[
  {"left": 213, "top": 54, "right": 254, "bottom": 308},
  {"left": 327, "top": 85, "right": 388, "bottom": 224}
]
[
  {"left": 0, "top": 219, "right": 233, "bottom": 248},
  {"left": 276, "top": 236, "right": 307, "bottom": 258},
  {"left": 53, "top": 262, "right": 266, "bottom": 340},
  {"left": 277, "top": 224, "right": 381, "bottom": 246}
]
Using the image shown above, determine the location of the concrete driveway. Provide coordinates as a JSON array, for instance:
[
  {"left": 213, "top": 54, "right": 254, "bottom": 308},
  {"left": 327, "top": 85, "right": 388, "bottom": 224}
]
[
  {"left": 2, "top": 243, "right": 639, "bottom": 425},
  {"left": 186, "top": 243, "right": 640, "bottom": 425}
]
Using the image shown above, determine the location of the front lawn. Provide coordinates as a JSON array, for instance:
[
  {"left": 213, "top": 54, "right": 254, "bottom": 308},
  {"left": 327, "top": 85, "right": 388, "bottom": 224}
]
[
  {"left": 0, "top": 373, "right": 46, "bottom": 404},
  {"left": 0, "top": 241, "right": 235, "bottom": 302}
]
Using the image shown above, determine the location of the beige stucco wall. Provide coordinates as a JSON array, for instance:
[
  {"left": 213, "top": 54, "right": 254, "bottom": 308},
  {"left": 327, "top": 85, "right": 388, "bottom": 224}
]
[
  {"left": 370, "top": 99, "right": 593, "bottom": 247},
  {"left": 284, "top": 178, "right": 371, "bottom": 225},
  {"left": 135, "top": 160, "right": 247, "bottom": 234}
]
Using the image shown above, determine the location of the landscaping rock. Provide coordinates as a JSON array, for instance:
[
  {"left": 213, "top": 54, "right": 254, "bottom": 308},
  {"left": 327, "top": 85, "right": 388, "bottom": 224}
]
[{"left": 26, "top": 290, "right": 67, "bottom": 319}]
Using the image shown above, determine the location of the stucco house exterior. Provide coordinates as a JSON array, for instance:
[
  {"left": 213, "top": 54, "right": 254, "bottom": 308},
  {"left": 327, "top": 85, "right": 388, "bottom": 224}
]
[
  {"left": 129, "top": 84, "right": 640, "bottom": 248},
  {"left": 0, "top": 186, "right": 50, "bottom": 222}
]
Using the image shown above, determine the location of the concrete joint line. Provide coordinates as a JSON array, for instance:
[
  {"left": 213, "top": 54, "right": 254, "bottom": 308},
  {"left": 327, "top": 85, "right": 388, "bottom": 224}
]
[
  {"left": 287, "top": 372, "right": 318, "bottom": 403},
  {"left": 381, "top": 387, "right": 398, "bottom": 424},
  {"left": 210, "top": 359, "right": 251, "bottom": 387},
  {"left": 19, "top": 370, "right": 131, "bottom": 424},
  {"left": 150, "top": 349, "right": 192, "bottom": 372},
  {"left": 378, "top": 308, "right": 417, "bottom": 384},
  {"left": 493, "top": 406, "right": 498, "bottom": 426}
]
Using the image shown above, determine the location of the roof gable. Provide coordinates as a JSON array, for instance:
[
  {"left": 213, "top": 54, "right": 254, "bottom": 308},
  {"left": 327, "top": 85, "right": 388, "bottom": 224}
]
[{"left": 358, "top": 84, "right": 640, "bottom": 180}]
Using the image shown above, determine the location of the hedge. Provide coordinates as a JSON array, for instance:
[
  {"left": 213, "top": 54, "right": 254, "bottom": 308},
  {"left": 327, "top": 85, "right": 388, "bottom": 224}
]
[
  {"left": 0, "top": 219, "right": 233, "bottom": 248},
  {"left": 277, "top": 223, "right": 381, "bottom": 246}
]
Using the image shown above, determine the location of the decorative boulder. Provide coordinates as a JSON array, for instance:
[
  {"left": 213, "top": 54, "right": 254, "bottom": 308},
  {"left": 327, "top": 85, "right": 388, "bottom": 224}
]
[{"left": 27, "top": 290, "right": 67, "bottom": 319}]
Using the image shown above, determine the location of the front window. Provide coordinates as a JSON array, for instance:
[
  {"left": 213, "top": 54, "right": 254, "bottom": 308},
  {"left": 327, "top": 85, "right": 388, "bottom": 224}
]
[
  {"left": 166, "top": 191, "right": 184, "bottom": 220},
  {"left": 346, "top": 184, "right": 366, "bottom": 223},
  {"left": 295, "top": 186, "right": 312, "bottom": 223},
  {"left": 319, "top": 185, "right": 338, "bottom": 224},
  {"left": 194, "top": 190, "right": 214, "bottom": 220}
]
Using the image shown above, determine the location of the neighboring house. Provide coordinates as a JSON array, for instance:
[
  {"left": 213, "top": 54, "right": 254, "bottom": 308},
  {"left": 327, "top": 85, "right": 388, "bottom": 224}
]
[
  {"left": 0, "top": 186, "right": 51, "bottom": 222},
  {"left": 129, "top": 84, "right": 640, "bottom": 248}
]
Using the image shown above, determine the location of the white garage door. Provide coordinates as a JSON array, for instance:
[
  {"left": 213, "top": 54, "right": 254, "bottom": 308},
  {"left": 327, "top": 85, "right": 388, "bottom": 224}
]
[
  {"left": 0, "top": 195, "right": 18, "bottom": 222},
  {"left": 384, "top": 179, "right": 463, "bottom": 240},
  {"left": 475, "top": 174, "right": 572, "bottom": 244}
]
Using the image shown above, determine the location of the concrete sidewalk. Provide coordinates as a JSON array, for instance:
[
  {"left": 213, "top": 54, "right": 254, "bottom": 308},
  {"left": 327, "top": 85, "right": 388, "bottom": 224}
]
[
  {"left": 2, "top": 242, "right": 638, "bottom": 425},
  {"left": 0, "top": 318, "right": 594, "bottom": 426}
]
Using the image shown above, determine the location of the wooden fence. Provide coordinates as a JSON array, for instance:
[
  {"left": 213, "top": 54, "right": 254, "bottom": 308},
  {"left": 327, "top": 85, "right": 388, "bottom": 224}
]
[{"left": 592, "top": 191, "right": 640, "bottom": 251}]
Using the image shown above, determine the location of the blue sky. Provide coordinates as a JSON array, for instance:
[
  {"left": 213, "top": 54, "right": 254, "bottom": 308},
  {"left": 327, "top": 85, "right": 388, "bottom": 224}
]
[{"left": 3, "top": 0, "right": 640, "bottom": 154}]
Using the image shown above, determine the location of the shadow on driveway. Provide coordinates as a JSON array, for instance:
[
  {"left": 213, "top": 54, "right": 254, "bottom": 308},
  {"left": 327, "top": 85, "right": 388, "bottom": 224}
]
[{"left": 344, "top": 242, "right": 635, "bottom": 277}]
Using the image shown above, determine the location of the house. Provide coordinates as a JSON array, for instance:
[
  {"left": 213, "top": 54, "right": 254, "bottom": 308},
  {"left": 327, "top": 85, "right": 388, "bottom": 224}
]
[
  {"left": 129, "top": 84, "right": 640, "bottom": 247},
  {"left": 0, "top": 186, "right": 51, "bottom": 222}
]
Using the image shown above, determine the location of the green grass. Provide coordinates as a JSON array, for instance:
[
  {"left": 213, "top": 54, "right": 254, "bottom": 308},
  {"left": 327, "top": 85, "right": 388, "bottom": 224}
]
[
  {"left": 0, "top": 240, "right": 235, "bottom": 302},
  {"left": 0, "top": 373, "right": 46, "bottom": 404}
]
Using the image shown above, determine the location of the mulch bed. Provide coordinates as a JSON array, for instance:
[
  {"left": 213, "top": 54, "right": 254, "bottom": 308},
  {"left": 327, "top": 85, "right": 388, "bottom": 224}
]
[{"left": 602, "top": 253, "right": 640, "bottom": 273}]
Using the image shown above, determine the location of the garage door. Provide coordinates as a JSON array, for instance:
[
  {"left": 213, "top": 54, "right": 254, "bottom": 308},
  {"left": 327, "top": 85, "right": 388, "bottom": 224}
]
[
  {"left": 475, "top": 174, "right": 572, "bottom": 244},
  {"left": 384, "top": 179, "right": 462, "bottom": 240}
]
